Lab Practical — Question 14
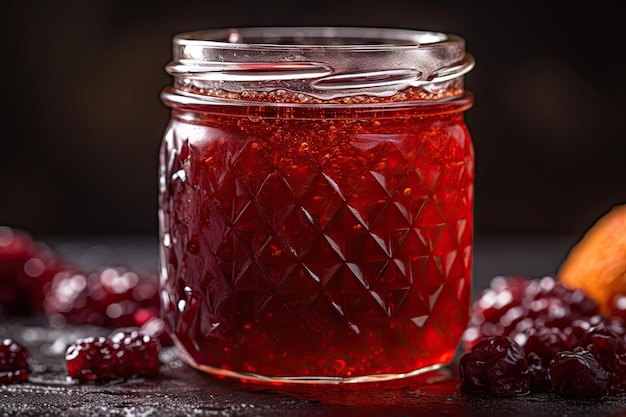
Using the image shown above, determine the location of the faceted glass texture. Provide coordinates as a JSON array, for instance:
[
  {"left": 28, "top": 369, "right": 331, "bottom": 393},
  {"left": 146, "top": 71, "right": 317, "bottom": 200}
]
[{"left": 159, "top": 98, "right": 474, "bottom": 382}]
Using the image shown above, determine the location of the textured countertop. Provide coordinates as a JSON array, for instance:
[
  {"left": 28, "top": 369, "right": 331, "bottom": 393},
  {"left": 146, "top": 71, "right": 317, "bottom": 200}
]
[{"left": 4, "top": 234, "right": 626, "bottom": 417}]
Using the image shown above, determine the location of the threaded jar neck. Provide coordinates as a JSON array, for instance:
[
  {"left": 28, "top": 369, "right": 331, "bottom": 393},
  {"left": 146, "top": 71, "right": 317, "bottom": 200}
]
[{"left": 165, "top": 27, "right": 474, "bottom": 103}]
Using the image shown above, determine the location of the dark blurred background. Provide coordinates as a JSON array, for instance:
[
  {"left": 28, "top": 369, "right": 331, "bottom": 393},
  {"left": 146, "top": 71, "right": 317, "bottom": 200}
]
[{"left": 1, "top": 1, "right": 625, "bottom": 239}]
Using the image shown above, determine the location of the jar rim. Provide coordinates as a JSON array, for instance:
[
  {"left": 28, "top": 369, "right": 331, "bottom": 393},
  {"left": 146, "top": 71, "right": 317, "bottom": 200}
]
[
  {"left": 166, "top": 26, "right": 474, "bottom": 102},
  {"left": 173, "top": 26, "right": 463, "bottom": 51}
]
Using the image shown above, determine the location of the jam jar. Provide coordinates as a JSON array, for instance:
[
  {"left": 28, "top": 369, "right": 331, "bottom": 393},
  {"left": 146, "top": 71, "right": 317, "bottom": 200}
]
[{"left": 159, "top": 27, "right": 475, "bottom": 386}]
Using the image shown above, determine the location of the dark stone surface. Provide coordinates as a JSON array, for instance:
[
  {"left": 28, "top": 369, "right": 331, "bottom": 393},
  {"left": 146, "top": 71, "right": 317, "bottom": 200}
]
[{"left": 5, "top": 235, "right": 626, "bottom": 417}]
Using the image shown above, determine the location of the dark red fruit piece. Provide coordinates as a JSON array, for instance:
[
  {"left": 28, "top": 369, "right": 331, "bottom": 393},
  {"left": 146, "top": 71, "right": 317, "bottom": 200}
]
[
  {"left": 0, "top": 226, "right": 68, "bottom": 315},
  {"left": 0, "top": 338, "right": 30, "bottom": 383},
  {"left": 581, "top": 322, "right": 625, "bottom": 366},
  {"left": 568, "top": 317, "right": 602, "bottom": 347},
  {"left": 459, "top": 335, "right": 530, "bottom": 396},
  {"left": 580, "top": 322, "right": 626, "bottom": 393},
  {"left": 45, "top": 266, "right": 160, "bottom": 329},
  {"left": 109, "top": 330, "right": 161, "bottom": 376},
  {"left": 66, "top": 336, "right": 117, "bottom": 381},
  {"left": 65, "top": 332, "right": 161, "bottom": 382},
  {"left": 548, "top": 349, "right": 608, "bottom": 398},
  {"left": 521, "top": 324, "right": 575, "bottom": 366}
]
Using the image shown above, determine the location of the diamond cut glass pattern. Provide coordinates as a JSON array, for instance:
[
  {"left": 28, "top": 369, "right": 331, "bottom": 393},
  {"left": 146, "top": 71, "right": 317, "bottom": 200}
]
[{"left": 160, "top": 105, "right": 474, "bottom": 379}]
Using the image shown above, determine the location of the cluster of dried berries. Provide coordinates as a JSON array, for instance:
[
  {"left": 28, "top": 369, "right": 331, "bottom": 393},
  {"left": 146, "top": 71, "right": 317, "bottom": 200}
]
[
  {"left": 0, "top": 226, "right": 170, "bottom": 339},
  {"left": 65, "top": 330, "right": 161, "bottom": 382},
  {"left": 0, "top": 226, "right": 170, "bottom": 384},
  {"left": 460, "top": 275, "right": 626, "bottom": 398}
]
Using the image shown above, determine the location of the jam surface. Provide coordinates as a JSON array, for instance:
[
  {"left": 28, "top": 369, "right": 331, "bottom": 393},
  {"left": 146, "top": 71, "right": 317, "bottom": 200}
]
[{"left": 159, "top": 95, "right": 474, "bottom": 381}]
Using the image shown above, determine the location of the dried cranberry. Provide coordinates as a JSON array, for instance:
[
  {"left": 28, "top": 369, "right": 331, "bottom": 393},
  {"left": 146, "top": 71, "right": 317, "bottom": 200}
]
[
  {"left": 580, "top": 322, "right": 626, "bottom": 393},
  {"left": 568, "top": 317, "right": 601, "bottom": 347},
  {"left": 521, "top": 324, "right": 575, "bottom": 366},
  {"left": 109, "top": 330, "right": 161, "bottom": 376},
  {"left": 0, "top": 338, "right": 30, "bottom": 383},
  {"left": 581, "top": 323, "right": 624, "bottom": 363},
  {"left": 45, "top": 266, "right": 160, "bottom": 329},
  {"left": 66, "top": 336, "right": 114, "bottom": 381},
  {"left": 0, "top": 226, "right": 68, "bottom": 315},
  {"left": 65, "top": 332, "right": 161, "bottom": 382},
  {"left": 459, "top": 335, "right": 530, "bottom": 396},
  {"left": 548, "top": 349, "right": 608, "bottom": 398}
]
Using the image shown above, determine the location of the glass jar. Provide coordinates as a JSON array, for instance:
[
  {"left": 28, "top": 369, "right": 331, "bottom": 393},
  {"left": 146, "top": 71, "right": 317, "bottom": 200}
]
[{"left": 159, "top": 27, "right": 475, "bottom": 386}]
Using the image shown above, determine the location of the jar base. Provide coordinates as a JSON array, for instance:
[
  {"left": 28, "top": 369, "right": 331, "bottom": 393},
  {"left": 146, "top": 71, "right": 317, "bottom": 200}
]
[{"left": 174, "top": 344, "right": 447, "bottom": 387}]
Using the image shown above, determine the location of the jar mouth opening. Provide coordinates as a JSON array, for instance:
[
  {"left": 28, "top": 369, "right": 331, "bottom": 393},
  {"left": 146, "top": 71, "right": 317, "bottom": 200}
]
[
  {"left": 167, "top": 26, "right": 473, "bottom": 102},
  {"left": 174, "top": 27, "right": 459, "bottom": 50}
]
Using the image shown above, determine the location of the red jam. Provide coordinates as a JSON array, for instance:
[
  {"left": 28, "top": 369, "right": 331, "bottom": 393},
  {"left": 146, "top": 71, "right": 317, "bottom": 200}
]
[{"left": 159, "top": 92, "right": 474, "bottom": 382}]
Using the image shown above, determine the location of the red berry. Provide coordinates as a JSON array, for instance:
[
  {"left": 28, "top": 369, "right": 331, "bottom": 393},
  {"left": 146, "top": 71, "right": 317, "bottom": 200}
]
[
  {"left": 548, "top": 349, "right": 608, "bottom": 398},
  {"left": 521, "top": 324, "right": 575, "bottom": 367},
  {"left": 0, "top": 338, "right": 30, "bottom": 383},
  {"left": 65, "top": 336, "right": 111, "bottom": 381},
  {"left": 109, "top": 330, "right": 161, "bottom": 376},
  {"left": 580, "top": 322, "right": 626, "bottom": 393},
  {"left": 45, "top": 266, "right": 160, "bottom": 328},
  {"left": 459, "top": 335, "right": 530, "bottom": 396}
]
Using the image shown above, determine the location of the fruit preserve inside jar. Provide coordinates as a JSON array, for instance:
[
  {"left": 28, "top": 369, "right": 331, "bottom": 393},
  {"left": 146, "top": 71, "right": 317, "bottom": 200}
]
[{"left": 159, "top": 27, "right": 475, "bottom": 386}]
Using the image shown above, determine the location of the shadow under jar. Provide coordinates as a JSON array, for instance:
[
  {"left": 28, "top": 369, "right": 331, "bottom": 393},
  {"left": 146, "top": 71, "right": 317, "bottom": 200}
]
[{"left": 159, "top": 26, "right": 475, "bottom": 387}]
